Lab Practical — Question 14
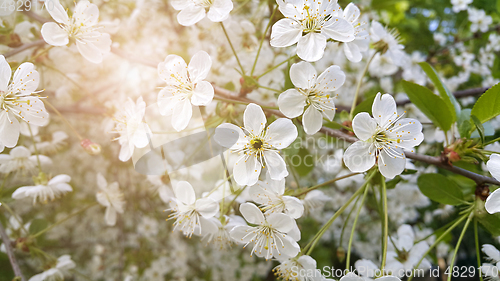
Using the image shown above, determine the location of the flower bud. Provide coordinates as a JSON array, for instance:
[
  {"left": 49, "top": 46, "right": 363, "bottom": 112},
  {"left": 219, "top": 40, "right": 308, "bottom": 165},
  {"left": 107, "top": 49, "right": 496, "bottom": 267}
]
[{"left": 81, "top": 139, "right": 102, "bottom": 155}]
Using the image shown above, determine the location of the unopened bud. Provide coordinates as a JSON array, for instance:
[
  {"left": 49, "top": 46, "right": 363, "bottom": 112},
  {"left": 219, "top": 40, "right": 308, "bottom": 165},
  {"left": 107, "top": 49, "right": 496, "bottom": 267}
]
[
  {"left": 81, "top": 139, "right": 101, "bottom": 155},
  {"left": 336, "top": 247, "right": 346, "bottom": 262}
]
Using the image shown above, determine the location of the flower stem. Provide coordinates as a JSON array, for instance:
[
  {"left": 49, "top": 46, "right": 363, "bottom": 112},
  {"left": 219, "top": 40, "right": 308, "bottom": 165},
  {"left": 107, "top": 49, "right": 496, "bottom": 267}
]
[
  {"left": 380, "top": 173, "right": 389, "bottom": 271},
  {"left": 220, "top": 22, "right": 246, "bottom": 75},
  {"left": 256, "top": 55, "right": 298, "bottom": 79},
  {"left": 293, "top": 172, "right": 361, "bottom": 197},
  {"left": 406, "top": 213, "right": 469, "bottom": 281},
  {"left": 346, "top": 182, "right": 370, "bottom": 270},
  {"left": 350, "top": 52, "right": 377, "bottom": 120},
  {"left": 474, "top": 218, "right": 484, "bottom": 281},
  {"left": 484, "top": 136, "right": 500, "bottom": 146},
  {"left": 447, "top": 211, "right": 474, "bottom": 281},
  {"left": 251, "top": 6, "right": 278, "bottom": 76},
  {"left": 44, "top": 100, "right": 83, "bottom": 141},
  {"left": 28, "top": 125, "right": 43, "bottom": 174},
  {"left": 30, "top": 203, "right": 98, "bottom": 239},
  {"left": 303, "top": 170, "right": 377, "bottom": 255}
]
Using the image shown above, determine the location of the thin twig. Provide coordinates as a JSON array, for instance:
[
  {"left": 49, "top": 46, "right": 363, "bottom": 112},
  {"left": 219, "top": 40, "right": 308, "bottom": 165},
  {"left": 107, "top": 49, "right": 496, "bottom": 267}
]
[{"left": 0, "top": 220, "right": 26, "bottom": 281}]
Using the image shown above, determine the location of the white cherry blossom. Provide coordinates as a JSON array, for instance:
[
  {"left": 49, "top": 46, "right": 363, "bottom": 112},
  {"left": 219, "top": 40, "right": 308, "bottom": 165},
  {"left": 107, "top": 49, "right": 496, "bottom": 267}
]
[
  {"left": 0, "top": 146, "right": 51, "bottom": 174},
  {"left": 157, "top": 51, "right": 214, "bottom": 132},
  {"left": 343, "top": 93, "right": 424, "bottom": 179},
  {"left": 230, "top": 203, "right": 300, "bottom": 260},
  {"left": 0, "top": 56, "right": 48, "bottom": 149},
  {"left": 96, "top": 173, "right": 125, "bottom": 226},
  {"left": 468, "top": 8, "right": 493, "bottom": 33},
  {"left": 451, "top": 0, "right": 472, "bottom": 13},
  {"left": 111, "top": 97, "right": 151, "bottom": 162},
  {"left": 386, "top": 224, "right": 431, "bottom": 277},
  {"left": 29, "top": 255, "right": 76, "bottom": 281},
  {"left": 270, "top": 0, "right": 355, "bottom": 62},
  {"left": 485, "top": 154, "right": 500, "bottom": 214},
  {"left": 214, "top": 103, "right": 298, "bottom": 186},
  {"left": 249, "top": 178, "right": 304, "bottom": 219},
  {"left": 370, "top": 21, "right": 405, "bottom": 67},
  {"left": 273, "top": 255, "right": 331, "bottom": 281},
  {"left": 332, "top": 3, "right": 370, "bottom": 62},
  {"left": 12, "top": 174, "right": 73, "bottom": 204},
  {"left": 171, "top": 0, "right": 233, "bottom": 26},
  {"left": 278, "top": 62, "right": 345, "bottom": 135},
  {"left": 167, "top": 181, "right": 219, "bottom": 237},
  {"left": 41, "top": 0, "right": 112, "bottom": 63}
]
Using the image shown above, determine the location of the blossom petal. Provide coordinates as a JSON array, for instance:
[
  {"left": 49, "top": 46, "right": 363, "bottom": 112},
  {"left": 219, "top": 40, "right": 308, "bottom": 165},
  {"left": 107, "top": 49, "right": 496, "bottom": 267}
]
[
  {"left": 485, "top": 189, "right": 500, "bottom": 214},
  {"left": 277, "top": 89, "right": 307, "bottom": 118},
  {"left": 302, "top": 105, "right": 323, "bottom": 135},
  {"left": 272, "top": 235, "right": 300, "bottom": 259},
  {"left": 74, "top": 0, "right": 99, "bottom": 26},
  {"left": 157, "top": 87, "right": 183, "bottom": 116},
  {"left": 267, "top": 213, "right": 293, "bottom": 233},
  {"left": 234, "top": 154, "right": 260, "bottom": 186},
  {"left": 289, "top": 61, "right": 317, "bottom": 90},
  {"left": 96, "top": 173, "right": 108, "bottom": 189},
  {"left": 41, "top": 22, "right": 69, "bottom": 46},
  {"left": 344, "top": 42, "right": 362, "bottom": 62},
  {"left": 378, "top": 148, "right": 406, "bottom": 179},
  {"left": 207, "top": 0, "right": 233, "bottom": 22},
  {"left": 76, "top": 40, "right": 103, "bottom": 64},
  {"left": 296, "top": 32, "right": 327, "bottom": 62},
  {"left": 12, "top": 62, "right": 39, "bottom": 94},
  {"left": 270, "top": 18, "right": 302, "bottom": 48},
  {"left": 387, "top": 118, "right": 424, "bottom": 150},
  {"left": 352, "top": 112, "right": 377, "bottom": 141},
  {"left": 172, "top": 99, "right": 192, "bottom": 132},
  {"left": 174, "top": 181, "right": 196, "bottom": 205},
  {"left": 282, "top": 196, "right": 304, "bottom": 219},
  {"left": 315, "top": 65, "right": 346, "bottom": 93},
  {"left": 230, "top": 225, "right": 256, "bottom": 243},
  {"left": 0, "top": 55, "right": 11, "bottom": 92},
  {"left": 263, "top": 150, "right": 288, "bottom": 180},
  {"left": 105, "top": 207, "right": 117, "bottom": 226},
  {"left": 158, "top": 55, "right": 189, "bottom": 85},
  {"left": 46, "top": 0, "right": 69, "bottom": 24},
  {"left": 239, "top": 202, "right": 265, "bottom": 225},
  {"left": 195, "top": 198, "right": 219, "bottom": 218},
  {"left": 323, "top": 17, "right": 355, "bottom": 42},
  {"left": 188, "top": 51, "right": 212, "bottom": 83},
  {"left": 372, "top": 93, "right": 398, "bottom": 127},
  {"left": 344, "top": 3, "right": 361, "bottom": 23},
  {"left": 265, "top": 118, "right": 297, "bottom": 149},
  {"left": 244, "top": 103, "right": 266, "bottom": 136},
  {"left": 177, "top": 4, "right": 206, "bottom": 26},
  {"left": 0, "top": 111, "right": 20, "bottom": 148},
  {"left": 191, "top": 81, "right": 214, "bottom": 106},
  {"left": 487, "top": 154, "right": 500, "bottom": 182},
  {"left": 214, "top": 123, "right": 246, "bottom": 149},
  {"left": 343, "top": 141, "right": 375, "bottom": 173}
]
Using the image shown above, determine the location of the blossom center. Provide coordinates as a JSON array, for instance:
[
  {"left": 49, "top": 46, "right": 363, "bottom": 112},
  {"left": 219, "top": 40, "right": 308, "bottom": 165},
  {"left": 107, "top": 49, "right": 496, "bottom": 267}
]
[
  {"left": 194, "top": 0, "right": 214, "bottom": 8},
  {"left": 301, "top": 6, "right": 326, "bottom": 34},
  {"left": 251, "top": 138, "right": 263, "bottom": 149}
]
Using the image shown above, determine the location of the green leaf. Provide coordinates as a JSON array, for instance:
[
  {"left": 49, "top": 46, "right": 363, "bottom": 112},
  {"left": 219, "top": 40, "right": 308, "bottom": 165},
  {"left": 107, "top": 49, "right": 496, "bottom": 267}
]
[
  {"left": 417, "top": 174, "right": 466, "bottom": 205},
  {"left": 478, "top": 214, "right": 500, "bottom": 236},
  {"left": 402, "top": 80, "right": 453, "bottom": 131},
  {"left": 471, "top": 115, "right": 485, "bottom": 145},
  {"left": 29, "top": 219, "right": 49, "bottom": 235},
  {"left": 471, "top": 83, "right": 500, "bottom": 124},
  {"left": 353, "top": 94, "right": 376, "bottom": 116},
  {"left": 457, "top": 109, "right": 472, "bottom": 138},
  {"left": 418, "top": 62, "right": 460, "bottom": 121},
  {"left": 386, "top": 176, "right": 402, "bottom": 189}
]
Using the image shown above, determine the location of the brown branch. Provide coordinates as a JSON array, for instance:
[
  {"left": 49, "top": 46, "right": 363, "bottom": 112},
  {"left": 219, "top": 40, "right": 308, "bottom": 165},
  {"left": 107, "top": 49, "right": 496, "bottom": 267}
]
[
  {"left": 3, "top": 39, "right": 46, "bottom": 58},
  {"left": 0, "top": 220, "right": 26, "bottom": 281}
]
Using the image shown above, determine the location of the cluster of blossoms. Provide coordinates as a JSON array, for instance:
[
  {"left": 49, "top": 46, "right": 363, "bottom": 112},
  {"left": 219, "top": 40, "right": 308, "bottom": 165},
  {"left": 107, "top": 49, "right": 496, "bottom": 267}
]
[{"left": 0, "top": 0, "right": 499, "bottom": 280}]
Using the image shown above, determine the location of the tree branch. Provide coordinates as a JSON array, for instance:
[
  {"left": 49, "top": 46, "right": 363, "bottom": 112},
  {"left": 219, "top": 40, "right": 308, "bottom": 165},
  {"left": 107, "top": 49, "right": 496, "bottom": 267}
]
[
  {"left": 0, "top": 220, "right": 26, "bottom": 281},
  {"left": 109, "top": 47, "right": 500, "bottom": 187},
  {"left": 3, "top": 39, "right": 46, "bottom": 59}
]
